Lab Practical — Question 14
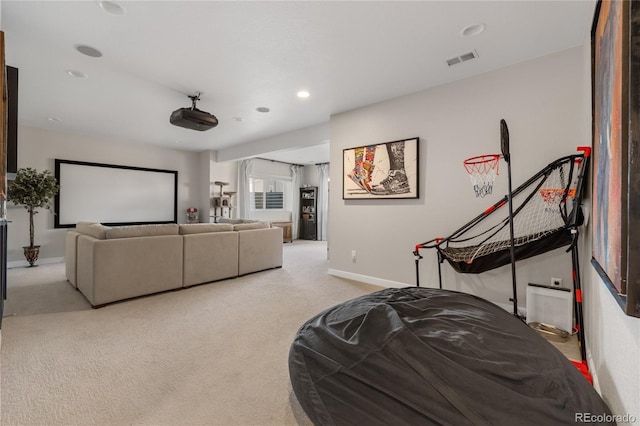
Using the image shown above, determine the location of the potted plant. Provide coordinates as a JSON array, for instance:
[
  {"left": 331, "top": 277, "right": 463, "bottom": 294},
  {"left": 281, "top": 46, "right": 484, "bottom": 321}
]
[{"left": 7, "top": 167, "right": 59, "bottom": 266}]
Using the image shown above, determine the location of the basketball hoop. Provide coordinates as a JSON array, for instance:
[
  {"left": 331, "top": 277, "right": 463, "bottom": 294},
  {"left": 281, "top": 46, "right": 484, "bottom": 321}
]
[
  {"left": 539, "top": 187, "right": 576, "bottom": 205},
  {"left": 463, "top": 154, "right": 500, "bottom": 198}
]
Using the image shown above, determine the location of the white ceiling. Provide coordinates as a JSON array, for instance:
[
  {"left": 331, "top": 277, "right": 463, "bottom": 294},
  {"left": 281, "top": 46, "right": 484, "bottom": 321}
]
[
  {"left": 2, "top": 1, "right": 592, "bottom": 164},
  {"left": 258, "top": 143, "right": 330, "bottom": 166}
]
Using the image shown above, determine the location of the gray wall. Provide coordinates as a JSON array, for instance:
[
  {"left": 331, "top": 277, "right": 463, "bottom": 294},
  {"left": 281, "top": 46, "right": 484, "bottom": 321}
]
[
  {"left": 302, "top": 164, "right": 320, "bottom": 187},
  {"left": 7, "top": 126, "right": 203, "bottom": 263},
  {"left": 206, "top": 150, "right": 238, "bottom": 221}
]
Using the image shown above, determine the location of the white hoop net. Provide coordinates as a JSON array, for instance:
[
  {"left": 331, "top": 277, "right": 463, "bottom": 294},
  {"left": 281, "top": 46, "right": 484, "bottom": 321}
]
[
  {"left": 539, "top": 188, "right": 577, "bottom": 213},
  {"left": 463, "top": 155, "right": 500, "bottom": 198}
]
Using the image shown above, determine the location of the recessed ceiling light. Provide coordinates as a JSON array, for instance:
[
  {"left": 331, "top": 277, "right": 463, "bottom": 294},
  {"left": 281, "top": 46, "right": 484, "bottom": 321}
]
[
  {"left": 75, "top": 44, "right": 103, "bottom": 58},
  {"left": 461, "top": 23, "right": 485, "bottom": 37},
  {"left": 98, "top": 1, "right": 127, "bottom": 16},
  {"left": 297, "top": 90, "right": 310, "bottom": 98},
  {"left": 233, "top": 117, "right": 244, "bottom": 122},
  {"left": 66, "top": 69, "right": 88, "bottom": 78},
  {"left": 256, "top": 107, "right": 270, "bottom": 113}
]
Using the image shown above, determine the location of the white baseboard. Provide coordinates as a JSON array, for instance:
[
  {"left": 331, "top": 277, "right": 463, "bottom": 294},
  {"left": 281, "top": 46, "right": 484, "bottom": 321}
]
[
  {"left": 328, "top": 268, "right": 526, "bottom": 314},
  {"left": 586, "top": 347, "right": 601, "bottom": 393},
  {"left": 328, "top": 269, "right": 411, "bottom": 289},
  {"left": 8, "top": 257, "right": 64, "bottom": 269}
]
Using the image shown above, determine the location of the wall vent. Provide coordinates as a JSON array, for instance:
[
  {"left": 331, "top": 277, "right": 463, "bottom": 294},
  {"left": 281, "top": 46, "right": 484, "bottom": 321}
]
[{"left": 446, "top": 50, "right": 478, "bottom": 67}]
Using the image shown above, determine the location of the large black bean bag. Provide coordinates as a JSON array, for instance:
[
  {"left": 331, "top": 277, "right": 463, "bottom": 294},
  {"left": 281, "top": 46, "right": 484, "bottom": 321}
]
[{"left": 289, "top": 287, "right": 612, "bottom": 425}]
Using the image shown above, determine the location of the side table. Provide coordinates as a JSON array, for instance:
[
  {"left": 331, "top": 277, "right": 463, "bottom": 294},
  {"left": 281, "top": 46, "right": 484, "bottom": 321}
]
[{"left": 271, "top": 221, "right": 293, "bottom": 243}]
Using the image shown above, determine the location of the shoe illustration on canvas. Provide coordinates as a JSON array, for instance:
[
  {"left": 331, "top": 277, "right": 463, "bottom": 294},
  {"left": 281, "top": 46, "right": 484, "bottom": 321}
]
[
  {"left": 370, "top": 170, "right": 410, "bottom": 195},
  {"left": 348, "top": 146, "right": 376, "bottom": 192}
]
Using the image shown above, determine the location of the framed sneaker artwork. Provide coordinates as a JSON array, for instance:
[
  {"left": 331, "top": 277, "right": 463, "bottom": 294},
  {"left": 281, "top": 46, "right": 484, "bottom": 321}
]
[{"left": 343, "top": 137, "right": 419, "bottom": 199}]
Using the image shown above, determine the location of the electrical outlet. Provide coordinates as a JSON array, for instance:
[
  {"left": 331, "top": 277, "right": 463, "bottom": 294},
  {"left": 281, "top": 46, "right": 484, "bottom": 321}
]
[
  {"left": 351, "top": 250, "right": 357, "bottom": 263},
  {"left": 551, "top": 277, "right": 562, "bottom": 287}
]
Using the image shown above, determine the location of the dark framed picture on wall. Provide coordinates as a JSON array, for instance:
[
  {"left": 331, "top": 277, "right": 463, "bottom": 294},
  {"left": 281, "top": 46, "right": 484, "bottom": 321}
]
[
  {"left": 342, "top": 137, "right": 419, "bottom": 200},
  {"left": 591, "top": 0, "right": 640, "bottom": 317}
]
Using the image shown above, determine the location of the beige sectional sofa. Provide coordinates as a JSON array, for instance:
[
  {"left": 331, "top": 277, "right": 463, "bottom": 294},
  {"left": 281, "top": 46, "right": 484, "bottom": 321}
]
[{"left": 66, "top": 221, "right": 283, "bottom": 307}]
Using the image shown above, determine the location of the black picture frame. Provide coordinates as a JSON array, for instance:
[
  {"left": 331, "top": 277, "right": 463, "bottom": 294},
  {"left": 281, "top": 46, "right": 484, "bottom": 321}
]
[
  {"left": 342, "top": 137, "right": 419, "bottom": 200},
  {"left": 591, "top": 0, "right": 640, "bottom": 317}
]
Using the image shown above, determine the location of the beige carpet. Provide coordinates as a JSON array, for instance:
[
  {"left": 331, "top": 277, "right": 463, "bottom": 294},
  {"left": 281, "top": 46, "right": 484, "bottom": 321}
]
[{"left": 1, "top": 240, "right": 380, "bottom": 426}]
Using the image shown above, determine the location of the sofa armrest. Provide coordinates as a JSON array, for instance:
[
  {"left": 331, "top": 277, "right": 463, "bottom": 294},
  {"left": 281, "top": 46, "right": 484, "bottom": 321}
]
[
  {"left": 238, "top": 227, "right": 283, "bottom": 275},
  {"left": 65, "top": 231, "right": 82, "bottom": 288}
]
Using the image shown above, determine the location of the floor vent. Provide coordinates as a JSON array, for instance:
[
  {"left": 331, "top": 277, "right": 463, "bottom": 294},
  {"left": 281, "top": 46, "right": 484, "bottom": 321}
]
[{"left": 446, "top": 50, "right": 478, "bottom": 67}]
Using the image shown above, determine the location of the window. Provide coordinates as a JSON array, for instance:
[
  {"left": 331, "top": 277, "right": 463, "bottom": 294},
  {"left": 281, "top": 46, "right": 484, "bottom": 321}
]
[{"left": 250, "top": 178, "right": 285, "bottom": 210}]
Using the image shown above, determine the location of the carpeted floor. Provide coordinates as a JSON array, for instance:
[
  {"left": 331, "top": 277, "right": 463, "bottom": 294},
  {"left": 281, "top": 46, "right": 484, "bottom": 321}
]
[{"left": 1, "top": 240, "right": 380, "bottom": 426}]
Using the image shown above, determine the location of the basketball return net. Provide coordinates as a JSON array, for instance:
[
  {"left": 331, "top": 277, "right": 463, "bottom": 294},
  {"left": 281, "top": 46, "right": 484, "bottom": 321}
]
[{"left": 445, "top": 153, "right": 586, "bottom": 266}]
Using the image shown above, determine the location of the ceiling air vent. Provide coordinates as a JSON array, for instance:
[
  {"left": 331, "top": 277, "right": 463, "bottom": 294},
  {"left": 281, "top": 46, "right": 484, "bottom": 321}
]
[{"left": 446, "top": 50, "right": 478, "bottom": 67}]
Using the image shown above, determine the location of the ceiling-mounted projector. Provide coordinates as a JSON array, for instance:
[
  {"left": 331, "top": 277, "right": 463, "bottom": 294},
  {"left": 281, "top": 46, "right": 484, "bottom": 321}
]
[{"left": 170, "top": 93, "right": 218, "bottom": 131}]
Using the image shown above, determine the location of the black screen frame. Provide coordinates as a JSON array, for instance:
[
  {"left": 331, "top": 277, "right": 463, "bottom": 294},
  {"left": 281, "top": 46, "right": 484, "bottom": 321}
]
[{"left": 54, "top": 159, "right": 178, "bottom": 228}]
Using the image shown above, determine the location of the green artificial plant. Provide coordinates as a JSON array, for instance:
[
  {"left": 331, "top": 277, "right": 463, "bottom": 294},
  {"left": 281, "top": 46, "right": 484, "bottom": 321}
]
[{"left": 7, "top": 167, "right": 60, "bottom": 248}]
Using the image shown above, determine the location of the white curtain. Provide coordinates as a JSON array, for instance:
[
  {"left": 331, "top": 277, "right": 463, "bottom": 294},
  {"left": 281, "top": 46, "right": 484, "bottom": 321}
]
[
  {"left": 317, "top": 163, "right": 330, "bottom": 241},
  {"left": 237, "top": 159, "right": 254, "bottom": 219},
  {"left": 290, "top": 164, "right": 302, "bottom": 239}
]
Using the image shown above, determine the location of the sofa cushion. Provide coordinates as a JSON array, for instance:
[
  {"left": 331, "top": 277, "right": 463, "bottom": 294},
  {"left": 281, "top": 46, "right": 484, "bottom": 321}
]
[
  {"left": 182, "top": 231, "right": 239, "bottom": 286},
  {"left": 106, "top": 223, "right": 179, "bottom": 239},
  {"left": 76, "top": 221, "right": 98, "bottom": 234},
  {"left": 217, "top": 218, "right": 261, "bottom": 224},
  {"left": 85, "top": 224, "right": 110, "bottom": 240},
  {"left": 216, "top": 218, "right": 244, "bottom": 224},
  {"left": 179, "top": 223, "right": 234, "bottom": 234},
  {"left": 233, "top": 221, "right": 270, "bottom": 231}
]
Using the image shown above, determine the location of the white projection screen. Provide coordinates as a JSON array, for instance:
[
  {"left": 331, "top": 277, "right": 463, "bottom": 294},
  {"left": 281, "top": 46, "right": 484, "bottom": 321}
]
[{"left": 55, "top": 159, "right": 178, "bottom": 228}]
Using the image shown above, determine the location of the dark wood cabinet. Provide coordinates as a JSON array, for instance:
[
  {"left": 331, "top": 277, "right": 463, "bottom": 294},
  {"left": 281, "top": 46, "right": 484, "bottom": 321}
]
[{"left": 299, "top": 187, "right": 317, "bottom": 240}]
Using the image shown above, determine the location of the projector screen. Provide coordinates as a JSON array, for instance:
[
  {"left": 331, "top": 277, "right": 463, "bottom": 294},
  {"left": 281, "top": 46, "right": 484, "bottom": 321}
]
[{"left": 54, "top": 159, "right": 178, "bottom": 228}]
